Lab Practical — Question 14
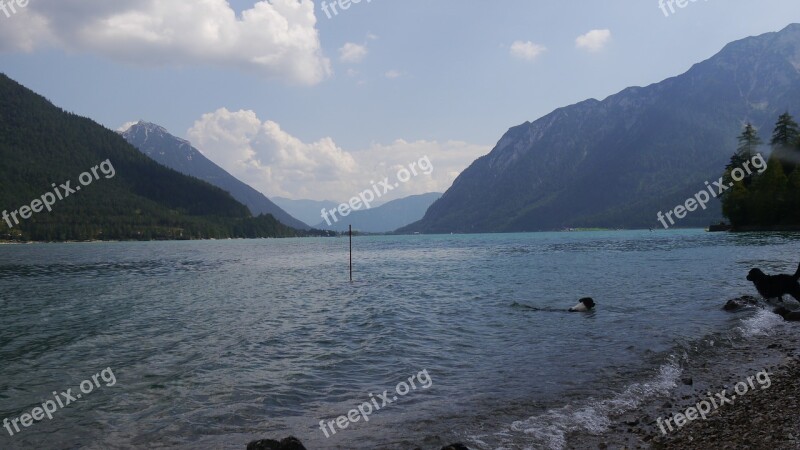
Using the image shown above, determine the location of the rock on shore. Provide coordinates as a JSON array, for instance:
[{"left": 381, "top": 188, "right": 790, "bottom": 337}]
[{"left": 245, "top": 437, "right": 471, "bottom": 450}]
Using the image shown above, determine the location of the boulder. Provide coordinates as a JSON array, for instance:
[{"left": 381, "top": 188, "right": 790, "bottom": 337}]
[{"left": 246, "top": 436, "right": 306, "bottom": 450}]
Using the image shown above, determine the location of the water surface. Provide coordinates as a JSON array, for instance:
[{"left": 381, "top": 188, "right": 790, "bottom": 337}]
[{"left": 0, "top": 230, "right": 798, "bottom": 449}]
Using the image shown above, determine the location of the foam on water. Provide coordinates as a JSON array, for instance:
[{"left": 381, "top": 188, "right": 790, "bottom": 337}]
[
  {"left": 494, "top": 360, "right": 682, "bottom": 450},
  {"left": 482, "top": 307, "right": 787, "bottom": 449},
  {"left": 738, "top": 307, "right": 785, "bottom": 337}
]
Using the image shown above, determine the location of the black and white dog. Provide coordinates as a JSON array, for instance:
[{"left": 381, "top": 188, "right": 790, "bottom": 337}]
[{"left": 568, "top": 297, "right": 596, "bottom": 312}]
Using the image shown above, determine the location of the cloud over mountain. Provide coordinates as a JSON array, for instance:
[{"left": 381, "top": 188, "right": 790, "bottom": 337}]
[{"left": 187, "top": 108, "right": 489, "bottom": 201}]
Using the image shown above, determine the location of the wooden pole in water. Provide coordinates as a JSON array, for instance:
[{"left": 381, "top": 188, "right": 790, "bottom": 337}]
[{"left": 349, "top": 224, "right": 353, "bottom": 282}]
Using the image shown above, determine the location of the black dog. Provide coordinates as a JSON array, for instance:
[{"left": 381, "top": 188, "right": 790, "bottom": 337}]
[{"left": 747, "top": 262, "right": 800, "bottom": 303}]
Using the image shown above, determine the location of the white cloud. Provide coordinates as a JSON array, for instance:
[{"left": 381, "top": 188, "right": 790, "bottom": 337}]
[
  {"left": 117, "top": 121, "right": 138, "bottom": 132},
  {"left": 339, "top": 42, "right": 368, "bottom": 63},
  {"left": 385, "top": 70, "right": 403, "bottom": 79},
  {"left": 354, "top": 139, "right": 490, "bottom": 200},
  {"left": 186, "top": 108, "right": 489, "bottom": 202},
  {"left": 510, "top": 40, "right": 547, "bottom": 61},
  {"left": 187, "top": 108, "right": 357, "bottom": 199},
  {"left": 575, "top": 29, "right": 612, "bottom": 52},
  {"left": 0, "top": 0, "right": 331, "bottom": 85}
]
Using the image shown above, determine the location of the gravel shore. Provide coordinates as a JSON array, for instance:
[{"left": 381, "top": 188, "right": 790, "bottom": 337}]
[
  {"left": 649, "top": 353, "right": 800, "bottom": 450},
  {"left": 569, "top": 307, "right": 800, "bottom": 450}
]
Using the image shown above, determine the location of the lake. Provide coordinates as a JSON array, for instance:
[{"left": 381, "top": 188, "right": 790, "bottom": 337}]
[{"left": 0, "top": 230, "right": 797, "bottom": 449}]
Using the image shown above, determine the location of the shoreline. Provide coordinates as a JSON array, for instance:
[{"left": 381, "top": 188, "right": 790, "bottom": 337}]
[
  {"left": 649, "top": 355, "right": 800, "bottom": 449},
  {"left": 0, "top": 228, "right": 720, "bottom": 245},
  {"left": 0, "top": 237, "right": 318, "bottom": 245},
  {"left": 729, "top": 225, "right": 800, "bottom": 232},
  {"left": 570, "top": 308, "right": 800, "bottom": 449}
]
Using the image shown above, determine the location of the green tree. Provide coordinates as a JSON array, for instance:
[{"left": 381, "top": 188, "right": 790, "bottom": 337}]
[
  {"left": 749, "top": 154, "right": 789, "bottom": 225},
  {"left": 786, "top": 168, "right": 800, "bottom": 224},
  {"left": 721, "top": 115, "right": 800, "bottom": 229},
  {"left": 738, "top": 123, "right": 762, "bottom": 158},
  {"left": 723, "top": 123, "right": 762, "bottom": 193},
  {"left": 771, "top": 112, "right": 800, "bottom": 147},
  {"left": 771, "top": 112, "right": 800, "bottom": 173},
  {"left": 722, "top": 181, "right": 751, "bottom": 227}
]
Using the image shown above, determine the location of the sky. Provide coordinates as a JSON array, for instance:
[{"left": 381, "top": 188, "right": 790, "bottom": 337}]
[{"left": 1, "top": 0, "right": 799, "bottom": 203}]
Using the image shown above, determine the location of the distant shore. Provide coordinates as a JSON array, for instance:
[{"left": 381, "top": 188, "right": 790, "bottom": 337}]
[
  {"left": 0, "top": 239, "right": 117, "bottom": 244},
  {"left": 731, "top": 225, "right": 800, "bottom": 232},
  {"left": 0, "top": 237, "right": 314, "bottom": 244}
]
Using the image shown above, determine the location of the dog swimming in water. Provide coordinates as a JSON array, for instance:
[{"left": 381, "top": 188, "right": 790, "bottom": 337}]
[{"left": 568, "top": 297, "right": 595, "bottom": 312}]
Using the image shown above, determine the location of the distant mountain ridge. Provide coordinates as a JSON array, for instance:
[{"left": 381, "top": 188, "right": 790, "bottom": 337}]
[
  {"left": 313, "top": 192, "right": 442, "bottom": 233},
  {"left": 272, "top": 197, "right": 340, "bottom": 227},
  {"left": 121, "top": 121, "right": 310, "bottom": 230},
  {"left": 403, "top": 24, "right": 800, "bottom": 233}
]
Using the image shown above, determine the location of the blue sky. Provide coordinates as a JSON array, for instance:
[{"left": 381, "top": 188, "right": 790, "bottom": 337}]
[{"left": 1, "top": 0, "right": 799, "bottom": 202}]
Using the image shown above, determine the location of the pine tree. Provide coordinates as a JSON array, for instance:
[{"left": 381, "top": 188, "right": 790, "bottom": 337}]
[
  {"left": 738, "top": 123, "right": 762, "bottom": 158},
  {"left": 723, "top": 123, "right": 762, "bottom": 192},
  {"left": 771, "top": 112, "right": 800, "bottom": 147},
  {"left": 771, "top": 112, "right": 800, "bottom": 173}
]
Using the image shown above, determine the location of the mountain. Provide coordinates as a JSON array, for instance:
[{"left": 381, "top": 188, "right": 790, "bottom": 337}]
[
  {"left": 0, "top": 74, "right": 306, "bottom": 241},
  {"left": 312, "top": 192, "right": 442, "bottom": 233},
  {"left": 272, "top": 197, "right": 340, "bottom": 228},
  {"left": 121, "top": 121, "right": 310, "bottom": 230},
  {"left": 402, "top": 24, "right": 800, "bottom": 233}
]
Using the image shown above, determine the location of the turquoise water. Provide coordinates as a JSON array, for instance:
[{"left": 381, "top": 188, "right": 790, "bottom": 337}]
[{"left": 0, "top": 230, "right": 798, "bottom": 449}]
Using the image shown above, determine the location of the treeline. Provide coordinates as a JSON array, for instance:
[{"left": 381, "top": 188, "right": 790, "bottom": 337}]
[
  {"left": 721, "top": 113, "right": 800, "bottom": 229},
  {"left": 1, "top": 214, "right": 307, "bottom": 241}
]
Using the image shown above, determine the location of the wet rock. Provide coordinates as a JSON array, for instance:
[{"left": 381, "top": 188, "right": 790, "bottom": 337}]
[
  {"left": 441, "top": 445, "right": 470, "bottom": 450},
  {"left": 772, "top": 306, "right": 800, "bottom": 321},
  {"left": 722, "top": 295, "right": 762, "bottom": 311},
  {"left": 246, "top": 437, "right": 306, "bottom": 450}
]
